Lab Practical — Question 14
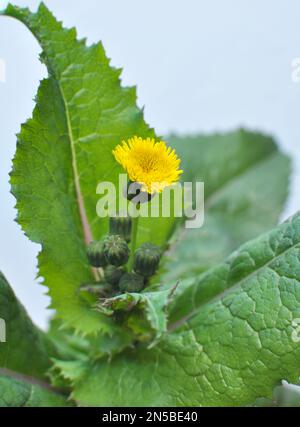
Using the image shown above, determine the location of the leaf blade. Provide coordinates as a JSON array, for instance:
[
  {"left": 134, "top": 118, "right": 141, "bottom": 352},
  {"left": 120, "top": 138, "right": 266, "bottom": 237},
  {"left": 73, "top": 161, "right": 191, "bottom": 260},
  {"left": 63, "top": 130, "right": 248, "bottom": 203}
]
[
  {"left": 0, "top": 370, "right": 72, "bottom": 407},
  {"left": 0, "top": 271, "right": 54, "bottom": 380}
]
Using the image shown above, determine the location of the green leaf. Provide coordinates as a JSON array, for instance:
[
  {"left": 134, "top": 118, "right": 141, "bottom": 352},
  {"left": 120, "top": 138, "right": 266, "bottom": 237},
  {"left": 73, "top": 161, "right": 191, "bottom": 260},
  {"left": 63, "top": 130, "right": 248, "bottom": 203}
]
[
  {"left": 46, "top": 318, "right": 92, "bottom": 389},
  {"left": 0, "top": 271, "right": 55, "bottom": 380},
  {"left": 159, "top": 130, "right": 290, "bottom": 282},
  {"left": 167, "top": 208, "right": 300, "bottom": 326},
  {"left": 46, "top": 318, "right": 90, "bottom": 362},
  {"left": 0, "top": 371, "right": 72, "bottom": 407},
  {"left": 1, "top": 3, "right": 175, "bottom": 334},
  {"left": 59, "top": 213, "right": 300, "bottom": 406}
]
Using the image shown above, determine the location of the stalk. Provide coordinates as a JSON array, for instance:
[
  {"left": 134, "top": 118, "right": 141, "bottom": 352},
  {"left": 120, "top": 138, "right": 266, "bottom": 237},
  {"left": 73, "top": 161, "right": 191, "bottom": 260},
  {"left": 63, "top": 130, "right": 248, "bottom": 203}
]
[{"left": 129, "top": 207, "right": 140, "bottom": 269}]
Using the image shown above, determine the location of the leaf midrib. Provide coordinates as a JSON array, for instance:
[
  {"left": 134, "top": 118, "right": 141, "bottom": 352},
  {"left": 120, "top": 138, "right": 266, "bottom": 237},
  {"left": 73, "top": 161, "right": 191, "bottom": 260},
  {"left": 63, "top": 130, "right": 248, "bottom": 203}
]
[
  {"left": 56, "top": 80, "right": 92, "bottom": 244},
  {"left": 54, "top": 78, "right": 100, "bottom": 282}
]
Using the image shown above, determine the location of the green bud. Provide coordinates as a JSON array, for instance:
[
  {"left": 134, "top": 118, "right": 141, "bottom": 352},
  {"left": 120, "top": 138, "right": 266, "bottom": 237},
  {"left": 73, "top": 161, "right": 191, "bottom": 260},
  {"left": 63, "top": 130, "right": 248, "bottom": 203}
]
[
  {"left": 103, "top": 235, "right": 130, "bottom": 267},
  {"left": 109, "top": 215, "right": 132, "bottom": 243},
  {"left": 86, "top": 241, "right": 107, "bottom": 267},
  {"left": 133, "top": 242, "right": 161, "bottom": 277},
  {"left": 119, "top": 272, "right": 144, "bottom": 293},
  {"left": 104, "top": 265, "right": 124, "bottom": 287}
]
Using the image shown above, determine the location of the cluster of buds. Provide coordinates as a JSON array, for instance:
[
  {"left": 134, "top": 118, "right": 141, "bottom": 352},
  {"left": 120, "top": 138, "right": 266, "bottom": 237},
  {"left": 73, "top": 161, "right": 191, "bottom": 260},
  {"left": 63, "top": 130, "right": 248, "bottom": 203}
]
[{"left": 84, "top": 215, "right": 162, "bottom": 297}]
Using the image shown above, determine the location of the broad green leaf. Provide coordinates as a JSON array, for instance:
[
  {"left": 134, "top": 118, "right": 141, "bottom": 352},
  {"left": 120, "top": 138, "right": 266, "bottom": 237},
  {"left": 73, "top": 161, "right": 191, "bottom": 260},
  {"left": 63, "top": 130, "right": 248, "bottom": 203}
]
[
  {"left": 57, "top": 213, "right": 300, "bottom": 406},
  {"left": 1, "top": 3, "right": 174, "bottom": 334},
  {"left": 167, "top": 208, "right": 300, "bottom": 325},
  {"left": 159, "top": 130, "right": 290, "bottom": 282},
  {"left": 0, "top": 371, "right": 72, "bottom": 407},
  {"left": 0, "top": 271, "right": 55, "bottom": 380}
]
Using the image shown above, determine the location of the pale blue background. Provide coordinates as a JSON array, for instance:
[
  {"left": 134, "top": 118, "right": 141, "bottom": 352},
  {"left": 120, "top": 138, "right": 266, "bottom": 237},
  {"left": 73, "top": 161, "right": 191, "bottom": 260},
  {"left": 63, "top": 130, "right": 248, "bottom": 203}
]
[{"left": 1, "top": 0, "right": 300, "bottom": 329}]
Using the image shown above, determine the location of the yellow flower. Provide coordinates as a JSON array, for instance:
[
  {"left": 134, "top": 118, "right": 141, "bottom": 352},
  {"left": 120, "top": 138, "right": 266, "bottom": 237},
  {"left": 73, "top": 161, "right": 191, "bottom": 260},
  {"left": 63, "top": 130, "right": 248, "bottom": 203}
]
[{"left": 113, "top": 136, "right": 183, "bottom": 194}]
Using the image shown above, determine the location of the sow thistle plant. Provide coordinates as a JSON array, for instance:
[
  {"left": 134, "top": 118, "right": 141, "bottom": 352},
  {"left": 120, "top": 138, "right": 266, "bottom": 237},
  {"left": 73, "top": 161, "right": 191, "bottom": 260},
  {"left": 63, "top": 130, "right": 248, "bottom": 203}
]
[{"left": 0, "top": 3, "right": 300, "bottom": 408}]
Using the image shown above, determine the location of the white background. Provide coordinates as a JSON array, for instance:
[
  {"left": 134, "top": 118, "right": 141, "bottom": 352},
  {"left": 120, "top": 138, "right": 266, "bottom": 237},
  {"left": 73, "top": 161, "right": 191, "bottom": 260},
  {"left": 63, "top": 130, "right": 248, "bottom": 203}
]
[{"left": 1, "top": 0, "right": 300, "bottom": 329}]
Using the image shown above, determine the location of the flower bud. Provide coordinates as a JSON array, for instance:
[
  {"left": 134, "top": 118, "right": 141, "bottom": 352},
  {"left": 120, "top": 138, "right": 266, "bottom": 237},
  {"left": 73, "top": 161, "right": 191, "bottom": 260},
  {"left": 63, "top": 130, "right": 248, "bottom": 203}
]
[
  {"left": 133, "top": 242, "right": 161, "bottom": 277},
  {"left": 104, "top": 265, "right": 124, "bottom": 287},
  {"left": 119, "top": 272, "right": 144, "bottom": 293},
  {"left": 86, "top": 241, "right": 107, "bottom": 267},
  {"left": 103, "top": 235, "right": 130, "bottom": 266},
  {"left": 109, "top": 215, "right": 132, "bottom": 243}
]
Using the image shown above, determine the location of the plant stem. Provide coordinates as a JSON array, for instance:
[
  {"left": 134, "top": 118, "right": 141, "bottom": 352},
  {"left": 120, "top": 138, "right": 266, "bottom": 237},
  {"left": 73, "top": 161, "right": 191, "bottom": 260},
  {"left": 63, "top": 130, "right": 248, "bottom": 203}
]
[{"left": 129, "top": 209, "right": 140, "bottom": 270}]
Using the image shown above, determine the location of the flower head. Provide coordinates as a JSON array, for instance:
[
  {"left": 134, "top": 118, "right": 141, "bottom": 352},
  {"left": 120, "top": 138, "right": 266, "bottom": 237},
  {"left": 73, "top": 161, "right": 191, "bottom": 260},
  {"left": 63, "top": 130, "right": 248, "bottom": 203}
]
[{"left": 113, "top": 136, "right": 183, "bottom": 194}]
